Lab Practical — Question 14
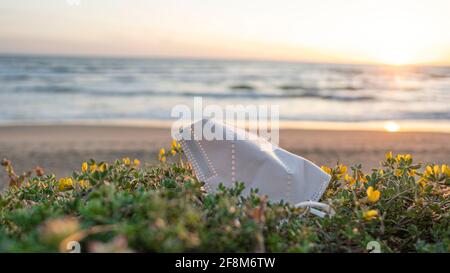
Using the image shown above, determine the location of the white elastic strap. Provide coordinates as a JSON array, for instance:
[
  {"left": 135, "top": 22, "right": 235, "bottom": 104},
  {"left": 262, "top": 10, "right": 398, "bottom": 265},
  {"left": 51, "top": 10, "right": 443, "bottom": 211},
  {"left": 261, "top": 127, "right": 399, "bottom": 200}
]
[{"left": 295, "top": 201, "right": 335, "bottom": 218}]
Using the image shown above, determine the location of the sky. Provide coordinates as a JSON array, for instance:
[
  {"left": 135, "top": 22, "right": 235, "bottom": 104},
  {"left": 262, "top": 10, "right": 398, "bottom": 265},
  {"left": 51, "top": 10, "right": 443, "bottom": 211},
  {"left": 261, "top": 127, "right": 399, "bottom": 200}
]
[{"left": 0, "top": 0, "right": 450, "bottom": 65}]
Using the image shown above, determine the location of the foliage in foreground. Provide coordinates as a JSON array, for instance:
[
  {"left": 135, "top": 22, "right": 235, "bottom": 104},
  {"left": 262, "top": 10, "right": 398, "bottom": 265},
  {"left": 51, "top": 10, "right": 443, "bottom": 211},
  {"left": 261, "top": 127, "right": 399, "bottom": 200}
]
[{"left": 0, "top": 146, "right": 449, "bottom": 253}]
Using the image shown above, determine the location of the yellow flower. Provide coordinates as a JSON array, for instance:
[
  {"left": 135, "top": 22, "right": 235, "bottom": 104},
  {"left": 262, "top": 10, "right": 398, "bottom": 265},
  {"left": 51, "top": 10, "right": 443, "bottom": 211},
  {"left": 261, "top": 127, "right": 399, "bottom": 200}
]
[
  {"left": 171, "top": 149, "right": 177, "bottom": 155},
  {"left": 158, "top": 148, "right": 167, "bottom": 162},
  {"left": 378, "top": 169, "right": 384, "bottom": 175},
  {"left": 366, "top": 186, "right": 381, "bottom": 203},
  {"left": 443, "top": 164, "right": 450, "bottom": 177},
  {"left": 78, "top": 179, "right": 90, "bottom": 189},
  {"left": 344, "top": 174, "right": 356, "bottom": 186},
  {"left": 134, "top": 159, "right": 141, "bottom": 166},
  {"left": 123, "top": 157, "right": 131, "bottom": 166},
  {"left": 359, "top": 174, "right": 368, "bottom": 183},
  {"left": 408, "top": 169, "right": 416, "bottom": 177},
  {"left": 98, "top": 163, "right": 107, "bottom": 172},
  {"left": 171, "top": 140, "right": 180, "bottom": 149},
  {"left": 425, "top": 165, "right": 433, "bottom": 176},
  {"left": 394, "top": 169, "right": 403, "bottom": 177},
  {"left": 90, "top": 163, "right": 97, "bottom": 173},
  {"left": 66, "top": 177, "right": 73, "bottom": 187},
  {"left": 385, "top": 151, "right": 393, "bottom": 160},
  {"left": 395, "top": 154, "right": 411, "bottom": 163},
  {"left": 321, "top": 166, "right": 332, "bottom": 175},
  {"left": 338, "top": 164, "right": 347, "bottom": 174},
  {"left": 433, "top": 165, "right": 440, "bottom": 175},
  {"left": 417, "top": 178, "right": 427, "bottom": 188},
  {"left": 59, "top": 177, "right": 65, "bottom": 186},
  {"left": 58, "top": 177, "right": 73, "bottom": 191},
  {"left": 363, "top": 210, "right": 378, "bottom": 221},
  {"left": 81, "top": 162, "right": 88, "bottom": 173}
]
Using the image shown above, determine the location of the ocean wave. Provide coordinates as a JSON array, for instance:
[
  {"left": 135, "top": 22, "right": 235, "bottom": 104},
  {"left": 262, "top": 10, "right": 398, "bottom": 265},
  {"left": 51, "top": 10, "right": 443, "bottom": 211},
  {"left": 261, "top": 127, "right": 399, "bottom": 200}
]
[
  {"left": 10, "top": 85, "right": 375, "bottom": 101},
  {"left": 112, "top": 75, "right": 137, "bottom": 83},
  {"left": 14, "top": 85, "right": 78, "bottom": 93},
  {"left": 229, "top": 84, "right": 256, "bottom": 90},
  {"left": 278, "top": 84, "right": 362, "bottom": 91},
  {"left": 50, "top": 66, "right": 73, "bottom": 74},
  {"left": 0, "top": 74, "right": 30, "bottom": 81},
  {"left": 397, "top": 111, "right": 450, "bottom": 120},
  {"left": 1, "top": 55, "right": 449, "bottom": 123}
]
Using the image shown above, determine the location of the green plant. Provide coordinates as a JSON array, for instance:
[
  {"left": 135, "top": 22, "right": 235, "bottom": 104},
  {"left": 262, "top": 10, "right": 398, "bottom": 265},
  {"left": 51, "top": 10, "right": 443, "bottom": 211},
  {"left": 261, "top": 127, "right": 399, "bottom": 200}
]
[{"left": 0, "top": 149, "right": 448, "bottom": 253}]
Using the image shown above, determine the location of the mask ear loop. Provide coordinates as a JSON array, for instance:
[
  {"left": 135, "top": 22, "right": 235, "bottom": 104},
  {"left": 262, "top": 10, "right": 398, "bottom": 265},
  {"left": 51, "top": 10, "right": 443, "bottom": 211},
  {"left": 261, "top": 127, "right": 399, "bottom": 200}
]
[{"left": 295, "top": 201, "right": 335, "bottom": 218}]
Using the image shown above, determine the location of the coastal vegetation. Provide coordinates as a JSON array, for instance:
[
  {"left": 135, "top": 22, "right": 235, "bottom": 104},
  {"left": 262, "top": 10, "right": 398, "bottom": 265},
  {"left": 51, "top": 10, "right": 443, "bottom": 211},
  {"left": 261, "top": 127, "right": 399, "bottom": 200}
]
[{"left": 0, "top": 142, "right": 448, "bottom": 252}]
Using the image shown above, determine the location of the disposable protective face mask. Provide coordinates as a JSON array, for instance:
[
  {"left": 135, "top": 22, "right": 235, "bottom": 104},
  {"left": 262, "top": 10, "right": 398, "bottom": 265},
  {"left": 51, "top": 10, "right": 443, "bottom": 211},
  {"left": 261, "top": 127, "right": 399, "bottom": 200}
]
[{"left": 174, "top": 119, "right": 333, "bottom": 217}]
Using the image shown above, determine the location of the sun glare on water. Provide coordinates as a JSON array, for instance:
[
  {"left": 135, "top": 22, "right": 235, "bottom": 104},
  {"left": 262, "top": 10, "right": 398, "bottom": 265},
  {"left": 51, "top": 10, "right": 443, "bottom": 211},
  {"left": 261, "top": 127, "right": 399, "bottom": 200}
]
[{"left": 384, "top": 121, "right": 400, "bottom": 132}]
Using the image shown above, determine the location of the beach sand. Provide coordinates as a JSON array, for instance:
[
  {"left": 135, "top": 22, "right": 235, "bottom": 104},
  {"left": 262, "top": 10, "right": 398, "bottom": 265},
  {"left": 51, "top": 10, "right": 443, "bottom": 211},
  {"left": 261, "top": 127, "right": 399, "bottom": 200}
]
[{"left": 1, "top": 124, "right": 449, "bottom": 190}]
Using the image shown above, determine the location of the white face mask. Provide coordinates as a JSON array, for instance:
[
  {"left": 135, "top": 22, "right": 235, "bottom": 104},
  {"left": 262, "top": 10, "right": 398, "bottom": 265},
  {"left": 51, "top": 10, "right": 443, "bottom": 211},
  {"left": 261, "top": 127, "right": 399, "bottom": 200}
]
[{"left": 174, "top": 119, "right": 333, "bottom": 217}]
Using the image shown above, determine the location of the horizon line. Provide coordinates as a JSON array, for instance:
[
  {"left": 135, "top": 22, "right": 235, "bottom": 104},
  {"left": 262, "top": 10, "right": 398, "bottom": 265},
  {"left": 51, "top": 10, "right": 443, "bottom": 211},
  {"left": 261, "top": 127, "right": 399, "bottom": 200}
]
[{"left": 1, "top": 51, "right": 450, "bottom": 68}]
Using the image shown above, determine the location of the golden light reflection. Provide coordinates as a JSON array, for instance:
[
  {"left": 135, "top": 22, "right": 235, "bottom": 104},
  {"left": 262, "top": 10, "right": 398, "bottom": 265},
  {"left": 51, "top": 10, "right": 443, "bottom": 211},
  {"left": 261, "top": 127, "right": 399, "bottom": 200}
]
[{"left": 384, "top": 121, "right": 401, "bottom": 132}]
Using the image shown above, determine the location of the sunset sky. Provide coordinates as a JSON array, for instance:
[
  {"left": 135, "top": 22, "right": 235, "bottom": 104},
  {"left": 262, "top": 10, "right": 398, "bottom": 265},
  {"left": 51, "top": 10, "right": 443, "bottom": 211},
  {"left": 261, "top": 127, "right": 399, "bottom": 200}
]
[{"left": 1, "top": 0, "right": 450, "bottom": 65}]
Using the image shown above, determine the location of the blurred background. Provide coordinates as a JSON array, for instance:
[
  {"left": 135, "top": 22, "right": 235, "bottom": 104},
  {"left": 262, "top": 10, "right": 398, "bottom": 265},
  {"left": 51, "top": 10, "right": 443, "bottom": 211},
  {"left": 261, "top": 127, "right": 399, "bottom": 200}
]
[{"left": 1, "top": 0, "right": 450, "bottom": 124}]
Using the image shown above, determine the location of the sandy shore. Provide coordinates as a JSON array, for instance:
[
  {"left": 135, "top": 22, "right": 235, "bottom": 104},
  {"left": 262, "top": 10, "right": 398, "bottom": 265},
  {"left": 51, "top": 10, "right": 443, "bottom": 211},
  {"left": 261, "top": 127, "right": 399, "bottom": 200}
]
[{"left": 1, "top": 124, "right": 449, "bottom": 189}]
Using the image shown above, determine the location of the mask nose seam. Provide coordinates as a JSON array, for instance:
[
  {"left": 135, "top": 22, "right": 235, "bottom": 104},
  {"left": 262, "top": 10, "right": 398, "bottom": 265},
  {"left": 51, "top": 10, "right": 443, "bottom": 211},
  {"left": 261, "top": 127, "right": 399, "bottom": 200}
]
[
  {"left": 286, "top": 167, "right": 293, "bottom": 201},
  {"left": 273, "top": 149, "right": 294, "bottom": 201},
  {"left": 175, "top": 128, "right": 218, "bottom": 193}
]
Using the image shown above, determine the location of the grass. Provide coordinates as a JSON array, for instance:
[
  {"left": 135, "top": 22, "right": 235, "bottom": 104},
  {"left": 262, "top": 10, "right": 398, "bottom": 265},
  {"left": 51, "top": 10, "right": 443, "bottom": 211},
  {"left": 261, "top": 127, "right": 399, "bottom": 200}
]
[{"left": 0, "top": 145, "right": 448, "bottom": 253}]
